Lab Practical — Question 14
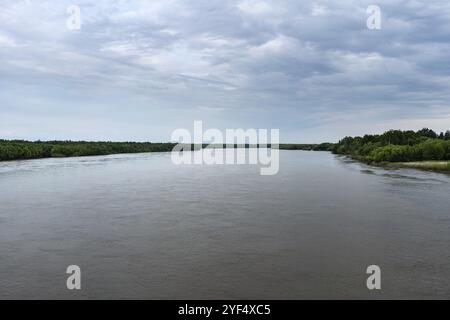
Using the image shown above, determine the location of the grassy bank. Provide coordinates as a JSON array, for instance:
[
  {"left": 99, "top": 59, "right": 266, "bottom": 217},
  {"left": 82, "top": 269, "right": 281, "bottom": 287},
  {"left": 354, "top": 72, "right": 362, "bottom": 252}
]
[{"left": 387, "top": 161, "right": 450, "bottom": 172}]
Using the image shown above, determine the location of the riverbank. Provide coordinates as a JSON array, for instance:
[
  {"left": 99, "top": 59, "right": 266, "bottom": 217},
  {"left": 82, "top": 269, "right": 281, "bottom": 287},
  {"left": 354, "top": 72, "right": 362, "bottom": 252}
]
[
  {"left": 331, "top": 129, "right": 450, "bottom": 173},
  {"left": 0, "top": 140, "right": 177, "bottom": 161},
  {"left": 0, "top": 139, "right": 334, "bottom": 162},
  {"left": 386, "top": 160, "right": 450, "bottom": 172},
  {"left": 2, "top": 137, "right": 449, "bottom": 175},
  {"left": 342, "top": 154, "right": 450, "bottom": 173}
]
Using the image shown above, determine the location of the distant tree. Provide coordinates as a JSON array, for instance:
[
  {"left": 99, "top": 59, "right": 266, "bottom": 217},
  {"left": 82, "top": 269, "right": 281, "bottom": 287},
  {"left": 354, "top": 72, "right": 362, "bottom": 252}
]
[
  {"left": 445, "top": 130, "right": 450, "bottom": 140},
  {"left": 416, "top": 128, "right": 437, "bottom": 139},
  {"left": 0, "top": 140, "right": 177, "bottom": 161},
  {"left": 332, "top": 128, "right": 450, "bottom": 162},
  {"left": 421, "top": 140, "right": 446, "bottom": 160}
]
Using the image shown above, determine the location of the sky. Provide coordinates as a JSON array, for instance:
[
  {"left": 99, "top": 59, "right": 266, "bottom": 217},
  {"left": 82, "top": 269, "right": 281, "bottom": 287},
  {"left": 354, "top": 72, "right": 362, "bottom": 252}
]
[{"left": 1, "top": 0, "right": 450, "bottom": 143}]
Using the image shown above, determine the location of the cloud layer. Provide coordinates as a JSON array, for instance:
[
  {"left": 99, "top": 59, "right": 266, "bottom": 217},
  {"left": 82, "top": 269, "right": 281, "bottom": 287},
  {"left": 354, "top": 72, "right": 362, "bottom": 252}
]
[{"left": 1, "top": 0, "right": 450, "bottom": 142}]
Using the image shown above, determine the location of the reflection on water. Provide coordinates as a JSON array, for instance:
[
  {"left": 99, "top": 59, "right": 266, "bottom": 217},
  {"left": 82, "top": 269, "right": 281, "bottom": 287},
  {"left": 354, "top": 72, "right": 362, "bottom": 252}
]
[{"left": 0, "top": 150, "right": 449, "bottom": 299}]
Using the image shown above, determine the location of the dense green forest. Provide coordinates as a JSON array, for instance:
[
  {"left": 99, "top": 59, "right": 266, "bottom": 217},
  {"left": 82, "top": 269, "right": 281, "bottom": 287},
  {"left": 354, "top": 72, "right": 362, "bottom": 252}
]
[
  {"left": 332, "top": 128, "right": 450, "bottom": 163},
  {"left": 0, "top": 140, "right": 329, "bottom": 161},
  {"left": 0, "top": 140, "right": 177, "bottom": 161},
  {"left": 278, "top": 143, "right": 333, "bottom": 151}
]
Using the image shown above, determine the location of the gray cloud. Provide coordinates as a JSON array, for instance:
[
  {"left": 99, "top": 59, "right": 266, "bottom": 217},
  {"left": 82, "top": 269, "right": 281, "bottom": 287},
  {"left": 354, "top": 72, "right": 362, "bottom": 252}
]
[{"left": 1, "top": 0, "right": 450, "bottom": 142}]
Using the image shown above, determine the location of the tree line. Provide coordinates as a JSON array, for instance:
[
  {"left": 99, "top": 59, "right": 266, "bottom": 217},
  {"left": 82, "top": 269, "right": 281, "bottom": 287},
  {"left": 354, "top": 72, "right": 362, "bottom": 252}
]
[
  {"left": 332, "top": 128, "right": 450, "bottom": 162},
  {"left": 0, "top": 140, "right": 177, "bottom": 161},
  {"left": 0, "top": 140, "right": 330, "bottom": 161},
  {"left": 2, "top": 129, "right": 449, "bottom": 163},
  {"left": 278, "top": 143, "right": 334, "bottom": 151}
]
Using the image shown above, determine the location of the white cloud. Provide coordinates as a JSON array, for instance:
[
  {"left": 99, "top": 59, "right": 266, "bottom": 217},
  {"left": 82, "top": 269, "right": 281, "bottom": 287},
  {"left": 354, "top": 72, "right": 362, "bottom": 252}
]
[
  {"left": 0, "top": 33, "right": 18, "bottom": 47},
  {"left": 311, "top": 3, "right": 327, "bottom": 17},
  {"left": 237, "top": 0, "right": 272, "bottom": 15},
  {"left": 1, "top": 0, "right": 450, "bottom": 142},
  {"left": 248, "top": 35, "right": 301, "bottom": 57}
]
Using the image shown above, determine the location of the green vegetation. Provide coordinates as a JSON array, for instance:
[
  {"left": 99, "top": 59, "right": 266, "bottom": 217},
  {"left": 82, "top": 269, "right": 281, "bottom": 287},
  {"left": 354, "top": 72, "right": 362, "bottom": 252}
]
[
  {"left": 2, "top": 129, "right": 450, "bottom": 171},
  {"left": 0, "top": 139, "right": 336, "bottom": 162},
  {"left": 279, "top": 143, "right": 334, "bottom": 151},
  {"left": 0, "top": 140, "right": 177, "bottom": 161},
  {"left": 332, "top": 128, "right": 450, "bottom": 168}
]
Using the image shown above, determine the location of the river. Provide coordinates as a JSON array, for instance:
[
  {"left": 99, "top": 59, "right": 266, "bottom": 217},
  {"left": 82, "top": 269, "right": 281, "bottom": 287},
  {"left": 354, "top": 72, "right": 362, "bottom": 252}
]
[{"left": 0, "top": 150, "right": 449, "bottom": 299}]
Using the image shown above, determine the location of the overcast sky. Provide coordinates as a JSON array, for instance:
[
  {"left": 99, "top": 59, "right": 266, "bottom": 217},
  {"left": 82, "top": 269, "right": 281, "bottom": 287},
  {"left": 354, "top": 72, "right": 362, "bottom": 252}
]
[{"left": 1, "top": 0, "right": 449, "bottom": 142}]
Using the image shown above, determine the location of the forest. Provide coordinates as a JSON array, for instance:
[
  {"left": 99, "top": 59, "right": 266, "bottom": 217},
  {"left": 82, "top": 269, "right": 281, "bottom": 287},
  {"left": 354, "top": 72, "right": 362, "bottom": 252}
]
[
  {"left": 332, "top": 128, "right": 450, "bottom": 162},
  {"left": 0, "top": 140, "right": 177, "bottom": 161},
  {"left": 278, "top": 143, "right": 334, "bottom": 151},
  {"left": 0, "top": 140, "right": 326, "bottom": 161}
]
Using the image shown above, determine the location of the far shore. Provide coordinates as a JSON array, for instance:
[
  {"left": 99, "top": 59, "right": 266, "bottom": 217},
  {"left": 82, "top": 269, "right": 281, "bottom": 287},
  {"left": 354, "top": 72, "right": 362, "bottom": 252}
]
[{"left": 2, "top": 138, "right": 450, "bottom": 174}]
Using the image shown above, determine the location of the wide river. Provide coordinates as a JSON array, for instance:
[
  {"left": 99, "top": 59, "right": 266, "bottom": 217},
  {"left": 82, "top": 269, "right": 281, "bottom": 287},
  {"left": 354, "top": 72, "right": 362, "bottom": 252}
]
[{"left": 0, "top": 150, "right": 449, "bottom": 299}]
